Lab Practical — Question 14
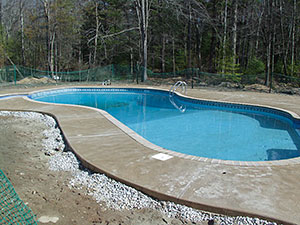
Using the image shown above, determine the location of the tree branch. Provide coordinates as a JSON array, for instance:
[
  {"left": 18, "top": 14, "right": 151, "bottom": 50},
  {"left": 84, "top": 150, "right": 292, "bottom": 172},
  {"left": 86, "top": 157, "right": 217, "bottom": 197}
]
[{"left": 101, "top": 27, "right": 139, "bottom": 39}]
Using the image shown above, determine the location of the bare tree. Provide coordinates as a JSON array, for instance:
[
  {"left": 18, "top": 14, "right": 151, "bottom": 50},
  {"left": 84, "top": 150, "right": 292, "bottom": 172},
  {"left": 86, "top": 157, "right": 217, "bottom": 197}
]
[
  {"left": 187, "top": 0, "right": 192, "bottom": 72},
  {"left": 290, "top": 0, "right": 297, "bottom": 74},
  {"left": 40, "top": 0, "right": 55, "bottom": 75},
  {"left": 0, "top": 0, "right": 2, "bottom": 26},
  {"left": 265, "top": 0, "right": 272, "bottom": 86},
  {"left": 232, "top": 0, "right": 238, "bottom": 65},
  {"left": 135, "top": 0, "right": 151, "bottom": 81},
  {"left": 222, "top": 0, "right": 228, "bottom": 74},
  {"left": 0, "top": 0, "right": 4, "bottom": 67},
  {"left": 19, "top": 0, "right": 25, "bottom": 65},
  {"left": 255, "top": 2, "right": 264, "bottom": 55},
  {"left": 93, "top": 1, "right": 99, "bottom": 66},
  {"left": 0, "top": 0, "right": 298, "bottom": 81},
  {"left": 279, "top": 0, "right": 288, "bottom": 75}
]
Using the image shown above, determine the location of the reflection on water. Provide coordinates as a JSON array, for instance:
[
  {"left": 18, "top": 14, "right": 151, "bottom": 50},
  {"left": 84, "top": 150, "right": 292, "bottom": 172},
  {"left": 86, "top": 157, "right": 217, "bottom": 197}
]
[
  {"left": 169, "top": 95, "right": 186, "bottom": 113},
  {"left": 267, "top": 149, "right": 300, "bottom": 160}
]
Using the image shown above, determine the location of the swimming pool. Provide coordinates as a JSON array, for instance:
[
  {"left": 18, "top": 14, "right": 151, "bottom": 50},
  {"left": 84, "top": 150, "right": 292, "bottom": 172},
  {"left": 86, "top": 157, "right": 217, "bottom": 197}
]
[{"left": 29, "top": 88, "right": 300, "bottom": 162}]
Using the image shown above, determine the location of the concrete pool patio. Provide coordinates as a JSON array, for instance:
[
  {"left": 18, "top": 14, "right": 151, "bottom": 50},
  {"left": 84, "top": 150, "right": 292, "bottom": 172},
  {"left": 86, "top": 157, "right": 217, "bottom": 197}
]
[{"left": 1, "top": 85, "right": 300, "bottom": 224}]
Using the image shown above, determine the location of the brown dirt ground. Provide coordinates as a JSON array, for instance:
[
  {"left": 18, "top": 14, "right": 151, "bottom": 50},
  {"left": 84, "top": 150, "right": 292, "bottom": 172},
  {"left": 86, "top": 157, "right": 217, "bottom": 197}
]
[{"left": 0, "top": 114, "right": 203, "bottom": 225}]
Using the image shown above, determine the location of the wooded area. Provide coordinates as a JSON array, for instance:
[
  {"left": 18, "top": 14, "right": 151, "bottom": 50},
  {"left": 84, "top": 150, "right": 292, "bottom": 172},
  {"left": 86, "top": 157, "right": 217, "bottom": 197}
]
[{"left": 0, "top": 0, "right": 299, "bottom": 84}]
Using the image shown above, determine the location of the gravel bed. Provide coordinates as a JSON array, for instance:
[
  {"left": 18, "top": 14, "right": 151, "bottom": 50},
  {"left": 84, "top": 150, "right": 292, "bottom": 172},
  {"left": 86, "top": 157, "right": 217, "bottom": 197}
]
[{"left": 0, "top": 111, "right": 278, "bottom": 225}]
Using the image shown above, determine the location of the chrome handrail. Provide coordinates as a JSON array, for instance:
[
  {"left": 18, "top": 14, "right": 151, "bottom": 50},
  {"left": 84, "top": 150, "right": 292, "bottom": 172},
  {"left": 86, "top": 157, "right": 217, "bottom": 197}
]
[
  {"left": 169, "top": 96, "right": 186, "bottom": 113},
  {"left": 169, "top": 81, "right": 187, "bottom": 96},
  {"left": 169, "top": 81, "right": 187, "bottom": 113}
]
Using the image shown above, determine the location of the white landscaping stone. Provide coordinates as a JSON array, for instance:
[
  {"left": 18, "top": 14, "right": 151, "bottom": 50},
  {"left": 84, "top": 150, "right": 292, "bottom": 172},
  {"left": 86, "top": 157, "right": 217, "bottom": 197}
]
[
  {"left": 0, "top": 111, "right": 277, "bottom": 225},
  {"left": 38, "top": 216, "right": 59, "bottom": 223}
]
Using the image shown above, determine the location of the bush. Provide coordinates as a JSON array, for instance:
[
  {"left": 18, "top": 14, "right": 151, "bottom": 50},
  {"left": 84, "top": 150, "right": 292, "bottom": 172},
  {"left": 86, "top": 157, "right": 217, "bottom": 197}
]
[
  {"left": 287, "top": 62, "right": 300, "bottom": 77},
  {"left": 244, "top": 57, "right": 265, "bottom": 75}
]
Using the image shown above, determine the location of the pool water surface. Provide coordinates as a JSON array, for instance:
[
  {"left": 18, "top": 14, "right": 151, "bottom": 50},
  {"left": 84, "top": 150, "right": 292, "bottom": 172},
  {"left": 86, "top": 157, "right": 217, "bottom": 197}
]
[{"left": 30, "top": 88, "right": 300, "bottom": 162}]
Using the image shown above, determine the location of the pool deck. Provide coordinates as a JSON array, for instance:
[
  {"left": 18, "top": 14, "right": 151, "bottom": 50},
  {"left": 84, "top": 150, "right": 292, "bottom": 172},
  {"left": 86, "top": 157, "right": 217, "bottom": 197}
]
[{"left": 1, "top": 85, "right": 300, "bottom": 224}]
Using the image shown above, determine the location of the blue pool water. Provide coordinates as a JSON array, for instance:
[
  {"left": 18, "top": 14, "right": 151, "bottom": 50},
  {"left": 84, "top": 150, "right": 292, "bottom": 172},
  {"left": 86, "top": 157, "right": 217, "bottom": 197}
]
[{"left": 30, "top": 88, "right": 300, "bottom": 161}]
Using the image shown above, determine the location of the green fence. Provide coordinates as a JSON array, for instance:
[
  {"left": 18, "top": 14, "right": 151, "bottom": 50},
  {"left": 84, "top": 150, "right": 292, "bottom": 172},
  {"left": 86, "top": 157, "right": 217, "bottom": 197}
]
[
  {"left": 146, "top": 68, "right": 300, "bottom": 88},
  {"left": 0, "top": 64, "right": 300, "bottom": 89},
  {"left": 0, "top": 170, "right": 37, "bottom": 225}
]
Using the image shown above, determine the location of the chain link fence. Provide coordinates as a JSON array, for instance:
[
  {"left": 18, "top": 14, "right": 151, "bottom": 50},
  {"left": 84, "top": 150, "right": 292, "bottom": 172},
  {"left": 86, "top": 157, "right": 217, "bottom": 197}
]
[
  {"left": 0, "top": 65, "right": 299, "bottom": 93},
  {"left": 0, "top": 170, "right": 37, "bottom": 225}
]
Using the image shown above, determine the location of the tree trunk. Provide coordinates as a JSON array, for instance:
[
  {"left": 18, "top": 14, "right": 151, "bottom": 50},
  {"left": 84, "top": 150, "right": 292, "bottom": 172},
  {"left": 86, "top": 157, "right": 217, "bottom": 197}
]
[
  {"left": 142, "top": 0, "right": 148, "bottom": 81},
  {"left": 222, "top": 0, "right": 228, "bottom": 74},
  {"left": 208, "top": 0, "right": 217, "bottom": 73},
  {"left": 265, "top": 0, "right": 272, "bottom": 86},
  {"left": 0, "top": 0, "right": 3, "bottom": 67},
  {"left": 20, "top": 0, "right": 25, "bottom": 65},
  {"left": 232, "top": 0, "right": 238, "bottom": 66},
  {"left": 161, "top": 35, "right": 165, "bottom": 73},
  {"left": 44, "top": 1, "right": 49, "bottom": 70},
  {"left": 55, "top": 37, "right": 58, "bottom": 73},
  {"left": 187, "top": 0, "right": 192, "bottom": 73},
  {"left": 89, "top": 51, "right": 92, "bottom": 68},
  {"left": 135, "top": 0, "right": 149, "bottom": 82},
  {"left": 196, "top": 24, "right": 202, "bottom": 70},
  {"left": 266, "top": 40, "right": 271, "bottom": 86},
  {"left": 50, "top": 31, "right": 55, "bottom": 75},
  {"left": 291, "top": 0, "right": 296, "bottom": 74},
  {"left": 143, "top": 27, "right": 148, "bottom": 81},
  {"left": 255, "top": 7, "right": 263, "bottom": 55},
  {"left": 270, "top": 0, "right": 276, "bottom": 89},
  {"left": 94, "top": 2, "right": 99, "bottom": 66},
  {"left": 272, "top": 25, "right": 276, "bottom": 75},
  {"left": 172, "top": 36, "right": 176, "bottom": 75},
  {"left": 0, "top": 0, "right": 2, "bottom": 27},
  {"left": 130, "top": 47, "right": 134, "bottom": 75},
  {"left": 279, "top": 0, "right": 288, "bottom": 75},
  {"left": 78, "top": 43, "right": 82, "bottom": 68},
  {"left": 42, "top": 0, "right": 54, "bottom": 74},
  {"left": 241, "top": 4, "right": 250, "bottom": 69},
  {"left": 151, "top": 46, "right": 155, "bottom": 69}
]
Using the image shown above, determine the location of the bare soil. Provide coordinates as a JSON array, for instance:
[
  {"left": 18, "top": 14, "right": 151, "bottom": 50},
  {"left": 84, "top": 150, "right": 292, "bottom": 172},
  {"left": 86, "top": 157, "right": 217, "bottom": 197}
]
[{"left": 0, "top": 115, "right": 200, "bottom": 225}]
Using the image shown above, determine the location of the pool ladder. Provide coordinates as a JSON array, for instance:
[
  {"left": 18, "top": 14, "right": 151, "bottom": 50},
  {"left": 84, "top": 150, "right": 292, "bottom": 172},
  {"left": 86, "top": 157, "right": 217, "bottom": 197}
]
[
  {"left": 169, "top": 81, "right": 187, "bottom": 113},
  {"left": 169, "top": 81, "right": 187, "bottom": 96}
]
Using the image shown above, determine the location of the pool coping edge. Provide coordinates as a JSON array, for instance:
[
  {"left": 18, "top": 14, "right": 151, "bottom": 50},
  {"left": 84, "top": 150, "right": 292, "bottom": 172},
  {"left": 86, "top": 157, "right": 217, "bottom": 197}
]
[{"left": 25, "top": 86, "right": 300, "bottom": 167}]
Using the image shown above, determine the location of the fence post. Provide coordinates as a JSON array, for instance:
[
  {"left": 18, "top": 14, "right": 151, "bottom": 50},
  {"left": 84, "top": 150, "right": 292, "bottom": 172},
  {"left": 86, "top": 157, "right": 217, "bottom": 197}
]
[
  {"left": 269, "top": 72, "right": 273, "bottom": 93},
  {"left": 136, "top": 64, "right": 139, "bottom": 84},
  {"left": 14, "top": 65, "right": 17, "bottom": 85},
  {"left": 191, "top": 68, "right": 194, "bottom": 89},
  {"left": 111, "top": 64, "right": 114, "bottom": 80}
]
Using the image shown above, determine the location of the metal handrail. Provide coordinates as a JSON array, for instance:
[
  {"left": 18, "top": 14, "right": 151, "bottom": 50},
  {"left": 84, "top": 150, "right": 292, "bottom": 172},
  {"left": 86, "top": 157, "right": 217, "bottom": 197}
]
[
  {"left": 169, "top": 81, "right": 187, "bottom": 96},
  {"left": 169, "top": 96, "right": 186, "bottom": 113},
  {"left": 169, "top": 81, "right": 187, "bottom": 113}
]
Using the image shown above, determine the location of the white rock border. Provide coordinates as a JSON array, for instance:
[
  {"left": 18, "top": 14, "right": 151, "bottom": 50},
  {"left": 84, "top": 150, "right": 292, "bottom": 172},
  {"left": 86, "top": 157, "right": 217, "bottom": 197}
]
[{"left": 0, "top": 111, "right": 278, "bottom": 225}]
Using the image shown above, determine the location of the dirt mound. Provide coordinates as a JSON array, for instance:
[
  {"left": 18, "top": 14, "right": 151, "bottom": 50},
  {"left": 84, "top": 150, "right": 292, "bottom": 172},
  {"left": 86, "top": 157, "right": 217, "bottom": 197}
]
[
  {"left": 218, "top": 82, "right": 241, "bottom": 89},
  {"left": 18, "top": 77, "right": 56, "bottom": 84},
  {"left": 244, "top": 84, "right": 269, "bottom": 92}
]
